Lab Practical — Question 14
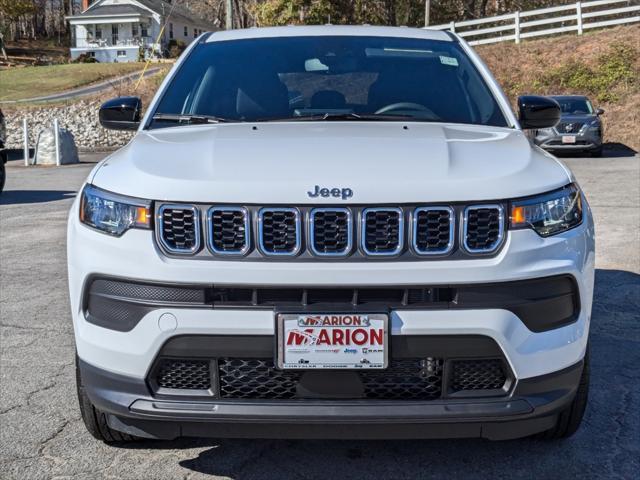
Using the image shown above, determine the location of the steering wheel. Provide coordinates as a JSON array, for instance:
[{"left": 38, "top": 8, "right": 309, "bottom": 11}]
[{"left": 375, "top": 102, "right": 437, "bottom": 118}]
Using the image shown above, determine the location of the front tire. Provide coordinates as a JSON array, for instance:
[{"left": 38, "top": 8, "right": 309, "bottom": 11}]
[
  {"left": 538, "top": 346, "right": 590, "bottom": 440},
  {"left": 76, "top": 356, "right": 139, "bottom": 443}
]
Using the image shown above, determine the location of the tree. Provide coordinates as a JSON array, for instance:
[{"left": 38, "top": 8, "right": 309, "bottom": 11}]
[
  {"left": 251, "top": 0, "right": 429, "bottom": 26},
  {"left": 0, "top": 0, "right": 36, "bottom": 19},
  {"left": 0, "top": 0, "right": 37, "bottom": 40}
]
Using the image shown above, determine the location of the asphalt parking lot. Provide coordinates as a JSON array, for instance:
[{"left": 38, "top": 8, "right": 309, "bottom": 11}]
[{"left": 1, "top": 151, "right": 638, "bottom": 480}]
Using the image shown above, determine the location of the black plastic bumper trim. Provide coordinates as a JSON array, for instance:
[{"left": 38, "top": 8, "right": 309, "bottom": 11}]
[
  {"left": 83, "top": 274, "right": 580, "bottom": 334},
  {"left": 128, "top": 398, "right": 534, "bottom": 421},
  {"left": 78, "top": 358, "right": 583, "bottom": 441}
]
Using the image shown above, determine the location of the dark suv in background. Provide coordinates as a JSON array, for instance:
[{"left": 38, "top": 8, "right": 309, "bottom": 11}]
[{"left": 534, "top": 95, "right": 604, "bottom": 157}]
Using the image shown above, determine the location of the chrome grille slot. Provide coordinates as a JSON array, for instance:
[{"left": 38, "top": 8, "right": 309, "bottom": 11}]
[
  {"left": 157, "top": 204, "right": 200, "bottom": 254},
  {"left": 207, "top": 207, "right": 249, "bottom": 255},
  {"left": 413, "top": 207, "right": 454, "bottom": 255},
  {"left": 463, "top": 205, "right": 504, "bottom": 253},
  {"left": 309, "top": 208, "right": 352, "bottom": 256},
  {"left": 258, "top": 208, "right": 301, "bottom": 256},
  {"left": 361, "top": 208, "right": 404, "bottom": 256}
]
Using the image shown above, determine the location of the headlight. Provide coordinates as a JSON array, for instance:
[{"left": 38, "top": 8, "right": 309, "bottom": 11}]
[
  {"left": 509, "top": 184, "right": 582, "bottom": 237},
  {"left": 80, "top": 184, "right": 151, "bottom": 236},
  {"left": 536, "top": 128, "right": 555, "bottom": 136}
]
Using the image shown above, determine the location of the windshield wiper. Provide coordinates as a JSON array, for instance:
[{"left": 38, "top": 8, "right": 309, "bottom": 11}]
[
  {"left": 260, "top": 112, "right": 422, "bottom": 122},
  {"left": 152, "top": 113, "right": 232, "bottom": 124}
]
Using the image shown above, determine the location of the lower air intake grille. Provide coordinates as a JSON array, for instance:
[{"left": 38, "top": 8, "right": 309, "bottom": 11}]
[
  {"left": 208, "top": 207, "right": 249, "bottom": 254},
  {"left": 310, "top": 208, "right": 351, "bottom": 255},
  {"left": 151, "top": 357, "right": 509, "bottom": 399},
  {"left": 158, "top": 205, "right": 200, "bottom": 254},
  {"left": 362, "top": 208, "right": 403, "bottom": 255},
  {"left": 413, "top": 207, "right": 453, "bottom": 254},
  {"left": 217, "top": 358, "right": 443, "bottom": 400},
  {"left": 156, "top": 359, "right": 211, "bottom": 390},
  {"left": 259, "top": 208, "right": 300, "bottom": 255},
  {"left": 360, "top": 358, "right": 443, "bottom": 400},
  {"left": 464, "top": 206, "right": 504, "bottom": 253},
  {"left": 219, "top": 359, "right": 299, "bottom": 399},
  {"left": 450, "top": 359, "right": 506, "bottom": 392}
]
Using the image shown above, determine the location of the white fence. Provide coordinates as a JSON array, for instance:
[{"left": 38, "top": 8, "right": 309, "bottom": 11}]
[{"left": 428, "top": 0, "right": 640, "bottom": 45}]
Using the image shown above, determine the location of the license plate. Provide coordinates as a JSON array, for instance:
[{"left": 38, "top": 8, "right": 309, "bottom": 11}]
[
  {"left": 562, "top": 135, "right": 577, "bottom": 144},
  {"left": 277, "top": 313, "right": 388, "bottom": 369}
]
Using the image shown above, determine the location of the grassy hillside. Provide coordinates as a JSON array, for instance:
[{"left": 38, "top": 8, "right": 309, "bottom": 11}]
[
  {"left": 478, "top": 25, "right": 640, "bottom": 151},
  {"left": 0, "top": 63, "right": 150, "bottom": 101}
]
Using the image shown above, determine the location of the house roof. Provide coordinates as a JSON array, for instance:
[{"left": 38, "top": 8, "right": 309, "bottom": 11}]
[
  {"left": 137, "top": 0, "right": 209, "bottom": 28},
  {"left": 72, "top": 0, "right": 215, "bottom": 30},
  {"left": 79, "top": 3, "right": 149, "bottom": 17}
]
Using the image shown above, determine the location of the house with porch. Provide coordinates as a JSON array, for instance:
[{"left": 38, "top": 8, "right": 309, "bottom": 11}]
[{"left": 66, "top": 0, "right": 215, "bottom": 62}]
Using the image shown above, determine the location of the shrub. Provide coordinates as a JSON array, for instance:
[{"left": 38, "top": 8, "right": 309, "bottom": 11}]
[
  {"left": 72, "top": 53, "right": 98, "bottom": 64},
  {"left": 167, "top": 39, "right": 186, "bottom": 58},
  {"left": 541, "top": 42, "right": 637, "bottom": 102}
]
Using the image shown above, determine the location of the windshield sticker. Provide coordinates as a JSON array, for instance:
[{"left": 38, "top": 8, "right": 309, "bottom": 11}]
[{"left": 439, "top": 55, "right": 459, "bottom": 67}]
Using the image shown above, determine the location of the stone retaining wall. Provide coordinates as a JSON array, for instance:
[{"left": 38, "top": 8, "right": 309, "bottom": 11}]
[{"left": 4, "top": 101, "right": 134, "bottom": 151}]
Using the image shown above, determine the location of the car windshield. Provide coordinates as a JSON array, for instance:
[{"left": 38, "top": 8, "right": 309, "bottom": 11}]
[
  {"left": 149, "top": 35, "right": 509, "bottom": 129},
  {"left": 553, "top": 98, "right": 594, "bottom": 115}
]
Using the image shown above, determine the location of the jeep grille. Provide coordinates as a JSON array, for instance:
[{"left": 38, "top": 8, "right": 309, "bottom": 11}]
[
  {"left": 361, "top": 208, "right": 404, "bottom": 256},
  {"left": 207, "top": 207, "right": 249, "bottom": 255},
  {"left": 157, "top": 205, "right": 200, "bottom": 254},
  {"left": 309, "top": 208, "right": 352, "bottom": 256},
  {"left": 258, "top": 208, "right": 301, "bottom": 256},
  {"left": 155, "top": 204, "right": 506, "bottom": 259},
  {"left": 463, "top": 205, "right": 504, "bottom": 253},
  {"left": 413, "top": 207, "right": 454, "bottom": 255}
]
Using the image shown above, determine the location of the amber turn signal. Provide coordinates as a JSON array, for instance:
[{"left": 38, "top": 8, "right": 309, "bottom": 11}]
[
  {"left": 136, "top": 206, "right": 151, "bottom": 227},
  {"left": 510, "top": 206, "right": 526, "bottom": 226}
]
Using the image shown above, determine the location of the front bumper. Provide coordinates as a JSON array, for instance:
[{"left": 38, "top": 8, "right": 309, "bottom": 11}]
[
  {"left": 80, "top": 357, "right": 584, "bottom": 440},
  {"left": 535, "top": 130, "right": 602, "bottom": 152}
]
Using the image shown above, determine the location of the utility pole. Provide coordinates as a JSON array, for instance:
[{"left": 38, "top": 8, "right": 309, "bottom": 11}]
[
  {"left": 425, "top": 0, "right": 431, "bottom": 26},
  {"left": 226, "top": 0, "right": 233, "bottom": 30}
]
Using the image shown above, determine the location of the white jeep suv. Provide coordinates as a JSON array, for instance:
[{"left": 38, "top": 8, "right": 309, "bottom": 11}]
[{"left": 68, "top": 26, "right": 594, "bottom": 442}]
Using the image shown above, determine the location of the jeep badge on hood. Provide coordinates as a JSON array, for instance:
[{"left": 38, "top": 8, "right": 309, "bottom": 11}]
[{"left": 307, "top": 185, "right": 354, "bottom": 200}]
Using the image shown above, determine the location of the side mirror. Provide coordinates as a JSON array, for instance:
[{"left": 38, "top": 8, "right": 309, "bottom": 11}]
[
  {"left": 596, "top": 108, "right": 605, "bottom": 116},
  {"left": 517, "top": 95, "right": 561, "bottom": 129},
  {"left": 99, "top": 96, "right": 142, "bottom": 130}
]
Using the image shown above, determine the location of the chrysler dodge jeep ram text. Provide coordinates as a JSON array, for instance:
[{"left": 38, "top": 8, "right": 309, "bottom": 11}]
[{"left": 68, "top": 26, "right": 594, "bottom": 442}]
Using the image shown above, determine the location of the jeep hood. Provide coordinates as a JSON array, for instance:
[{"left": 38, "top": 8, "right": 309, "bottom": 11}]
[{"left": 91, "top": 123, "right": 572, "bottom": 203}]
